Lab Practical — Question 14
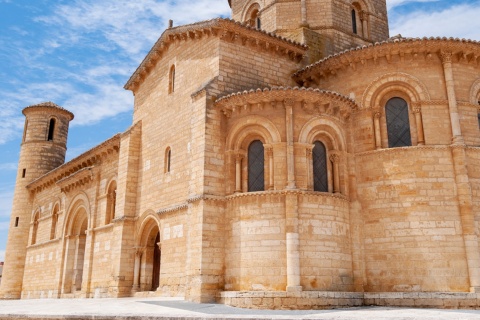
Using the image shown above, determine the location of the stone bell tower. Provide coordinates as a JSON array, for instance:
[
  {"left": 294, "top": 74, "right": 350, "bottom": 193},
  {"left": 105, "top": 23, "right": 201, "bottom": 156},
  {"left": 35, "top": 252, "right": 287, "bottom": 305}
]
[
  {"left": 228, "top": 0, "right": 389, "bottom": 62},
  {"left": 0, "top": 102, "right": 74, "bottom": 299}
]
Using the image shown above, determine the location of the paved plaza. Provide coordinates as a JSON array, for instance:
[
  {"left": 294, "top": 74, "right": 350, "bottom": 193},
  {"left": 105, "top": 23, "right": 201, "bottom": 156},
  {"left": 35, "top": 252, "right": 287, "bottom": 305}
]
[{"left": 0, "top": 297, "right": 480, "bottom": 319}]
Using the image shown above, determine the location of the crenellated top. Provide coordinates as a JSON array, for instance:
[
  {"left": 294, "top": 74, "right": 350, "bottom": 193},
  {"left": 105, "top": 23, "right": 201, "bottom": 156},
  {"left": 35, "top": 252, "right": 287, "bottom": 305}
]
[
  {"left": 124, "top": 18, "right": 308, "bottom": 91},
  {"left": 26, "top": 134, "right": 121, "bottom": 194},
  {"left": 22, "top": 101, "right": 74, "bottom": 121},
  {"left": 215, "top": 86, "right": 357, "bottom": 121},
  {"left": 294, "top": 37, "right": 480, "bottom": 85}
]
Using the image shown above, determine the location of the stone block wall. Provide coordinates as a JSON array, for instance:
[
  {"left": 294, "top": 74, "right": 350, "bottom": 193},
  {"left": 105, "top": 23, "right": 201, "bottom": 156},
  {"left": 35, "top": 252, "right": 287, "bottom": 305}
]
[{"left": 356, "top": 147, "right": 470, "bottom": 292}]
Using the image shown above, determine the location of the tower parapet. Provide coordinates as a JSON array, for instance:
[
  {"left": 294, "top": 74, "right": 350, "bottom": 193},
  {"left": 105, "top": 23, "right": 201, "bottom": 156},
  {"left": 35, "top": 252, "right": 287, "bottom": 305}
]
[{"left": 0, "top": 102, "right": 73, "bottom": 299}]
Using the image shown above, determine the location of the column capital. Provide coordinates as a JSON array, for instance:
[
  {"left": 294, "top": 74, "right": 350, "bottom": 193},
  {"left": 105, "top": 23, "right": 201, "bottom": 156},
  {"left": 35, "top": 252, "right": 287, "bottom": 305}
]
[
  {"left": 306, "top": 145, "right": 314, "bottom": 157},
  {"left": 265, "top": 145, "right": 273, "bottom": 156},
  {"left": 412, "top": 102, "right": 422, "bottom": 113},
  {"left": 373, "top": 109, "right": 382, "bottom": 119},
  {"left": 283, "top": 98, "right": 295, "bottom": 108},
  {"left": 329, "top": 153, "right": 340, "bottom": 163},
  {"left": 134, "top": 247, "right": 145, "bottom": 256},
  {"left": 439, "top": 50, "right": 453, "bottom": 64}
]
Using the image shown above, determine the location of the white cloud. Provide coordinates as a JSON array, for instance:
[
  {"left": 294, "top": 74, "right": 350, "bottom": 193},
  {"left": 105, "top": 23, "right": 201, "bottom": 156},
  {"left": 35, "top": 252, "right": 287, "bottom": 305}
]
[
  {"left": 390, "top": 3, "right": 480, "bottom": 40},
  {"left": 0, "top": 250, "right": 5, "bottom": 262},
  {"left": 387, "top": 0, "right": 440, "bottom": 10},
  {"left": 0, "top": 163, "right": 17, "bottom": 170},
  {"left": 38, "top": 0, "right": 231, "bottom": 58},
  {"left": 0, "top": 189, "right": 13, "bottom": 219}
]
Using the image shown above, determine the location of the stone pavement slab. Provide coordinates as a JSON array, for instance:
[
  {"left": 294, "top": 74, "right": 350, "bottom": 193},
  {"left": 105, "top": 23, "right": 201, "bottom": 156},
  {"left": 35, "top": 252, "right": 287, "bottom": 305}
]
[{"left": 0, "top": 297, "right": 480, "bottom": 319}]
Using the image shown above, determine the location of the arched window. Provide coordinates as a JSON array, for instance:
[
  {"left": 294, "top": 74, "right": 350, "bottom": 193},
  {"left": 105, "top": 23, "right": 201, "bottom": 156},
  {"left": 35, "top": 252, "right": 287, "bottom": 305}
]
[
  {"left": 47, "top": 118, "right": 56, "bottom": 141},
  {"left": 169, "top": 65, "right": 175, "bottom": 93},
  {"left": 50, "top": 204, "right": 59, "bottom": 240},
  {"left": 31, "top": 212, "right": 39, "bottom": 245},
  {"left": 245, "top": 3, "right": 261, "bottom": 28},
  {"left": 106, "top": 181, "right": 117, "bottom": 224},
  {"left": 386, "top": 97, "right": 412, "bottom": 148},
  {"left": 351, "top": 9, "right": 358, "bottom": 34},
  {"left": 313, "top": 141, "right": 328, "bottom": 192},
  {"left": 248, "top": 140, "right": 264, "bottom": 192},
  {"left": 165, "top": 147, "right": 171, "bottom": 173}
]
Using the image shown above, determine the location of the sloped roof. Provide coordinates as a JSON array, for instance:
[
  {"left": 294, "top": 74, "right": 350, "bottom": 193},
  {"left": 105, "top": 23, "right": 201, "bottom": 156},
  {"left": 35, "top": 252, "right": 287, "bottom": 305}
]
[
  {"left": 294, "top": 36, "right": 480, "bottom": 81},
  {"left": 22, "top": 101, "right": 74, "bottom": 120},
  {"left": 124, "top": 18, "right": 307, "bottom": 91}
]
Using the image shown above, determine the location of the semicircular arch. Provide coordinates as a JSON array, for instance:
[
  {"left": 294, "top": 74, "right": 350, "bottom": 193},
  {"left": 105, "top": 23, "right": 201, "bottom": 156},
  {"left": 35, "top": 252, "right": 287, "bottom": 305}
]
[
  {"left": 298, "top": 117, "right": 346, "bottom": 151},
  {"left": 62, "top": 192, "right": 90, "bottom": 237},
  {"left": 136, "top": 210, "right": 161, "bottom": 247},
  {"left": 362, "top": 72, "right": 430, "bottom": 109},
  {"left": 469, "top": 77, "right": 480, "bottom": 105},
  {"left": 241, "top": 1, "right": 262, "bottom": 22},
  {"left": 226, "top": 115, "right": 281, "bottom": 151}
]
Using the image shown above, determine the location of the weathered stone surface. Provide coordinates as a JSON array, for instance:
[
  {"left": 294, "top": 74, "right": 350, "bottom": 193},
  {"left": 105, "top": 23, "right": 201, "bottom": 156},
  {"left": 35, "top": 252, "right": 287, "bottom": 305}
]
[{"left": 2, "top": 0, "right": 480, "bottom": 311}]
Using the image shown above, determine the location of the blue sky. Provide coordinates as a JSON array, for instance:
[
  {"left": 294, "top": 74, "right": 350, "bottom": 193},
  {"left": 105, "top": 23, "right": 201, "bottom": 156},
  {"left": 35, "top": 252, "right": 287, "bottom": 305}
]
[{"left": 0, "top": 0, "right": 478, "bottom": 261}]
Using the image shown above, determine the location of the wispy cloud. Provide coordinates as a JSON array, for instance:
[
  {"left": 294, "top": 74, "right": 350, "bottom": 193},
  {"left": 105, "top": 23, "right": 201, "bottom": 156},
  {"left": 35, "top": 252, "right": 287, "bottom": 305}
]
[
  {"left": 0, "top": 250, "right": 5, "bottom": 262},
  {"left": 0, "top": 189, "right": 14, "bottom": 219},
  {"left": 0, "top": 163, "right": 17, "bottom": 171},
  {"left": 0, "top": 0, "right": 230, "bottom": 146},
  {"left": 390, "top": 3, "right": 480, "bottom": 39},
  {"left": 387, "top": 0, "right": 440, "bottom": 10}
]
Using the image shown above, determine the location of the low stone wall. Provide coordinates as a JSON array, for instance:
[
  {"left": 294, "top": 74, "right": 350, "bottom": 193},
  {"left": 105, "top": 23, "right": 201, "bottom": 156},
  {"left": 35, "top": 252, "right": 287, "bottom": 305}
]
[
  {"left": 218, "top": 291, "right": 363, "bottom": 309},
  {"left": 218, "top": 291, "right": 480, "bottom": 310}
]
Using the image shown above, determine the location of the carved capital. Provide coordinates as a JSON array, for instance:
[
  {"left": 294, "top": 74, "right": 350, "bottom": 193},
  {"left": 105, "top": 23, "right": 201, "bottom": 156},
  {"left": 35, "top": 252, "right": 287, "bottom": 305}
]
[
  {"left": 265, "top": 146, "right": 273, "bottom": 157},
  {"left": 283, "top": 98, "right": 295, "bottom": 108},
  {"left": 412, "top": 102, "right": 422, "bottom": 114},
  {"left": 359, "top": 10, "right": 367, "bottom": 21},
  {"left": 439, "top": 51, "right": 453, "bottom": 64},
  {"left": 134, "top": 247, "right": 145, "bottom": 257},
  {"left": 306, "top": 146, "right": 313, "bottom": 158},
  {"left": 329, "top": 153, "right": 340, "bottom": 163},
  {"left": 373, "top": 110, "right": 382, "bottom": 119}
]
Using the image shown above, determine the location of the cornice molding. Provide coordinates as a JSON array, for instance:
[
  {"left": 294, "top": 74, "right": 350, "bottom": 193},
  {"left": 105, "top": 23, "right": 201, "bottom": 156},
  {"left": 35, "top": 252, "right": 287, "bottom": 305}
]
[
  {"left": 124, "top": 18, "right": 307, "bottom": 92},
  {"left": 22, "top": 101, "right": 74, "bottom": 121},
  {"left": 226, "top": 189, "right": 349, "bottom": 201},
  {"left": 215, "top": 86, "right": 357, "bottom": 121},
  {"left": 27, "top": 134, "right": 120, "bottom": 194}
]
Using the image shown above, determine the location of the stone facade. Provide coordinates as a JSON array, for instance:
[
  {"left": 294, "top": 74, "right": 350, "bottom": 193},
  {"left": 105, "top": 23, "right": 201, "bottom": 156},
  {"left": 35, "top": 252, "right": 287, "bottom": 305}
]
[{"left": 1, "top": 0, "right": 480, "bottom": 310}]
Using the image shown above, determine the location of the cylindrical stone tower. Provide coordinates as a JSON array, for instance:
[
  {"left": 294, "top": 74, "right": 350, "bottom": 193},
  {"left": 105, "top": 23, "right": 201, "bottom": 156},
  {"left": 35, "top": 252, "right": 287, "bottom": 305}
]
[{"left": 0, "top": 102, "right": 74, "bottom": 299}]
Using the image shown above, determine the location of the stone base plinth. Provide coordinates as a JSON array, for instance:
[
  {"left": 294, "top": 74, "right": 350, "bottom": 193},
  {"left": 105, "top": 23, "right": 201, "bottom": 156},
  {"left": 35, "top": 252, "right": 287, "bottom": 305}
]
[{"left": 218, "top": 291, "right": 480, "bottom": 310}]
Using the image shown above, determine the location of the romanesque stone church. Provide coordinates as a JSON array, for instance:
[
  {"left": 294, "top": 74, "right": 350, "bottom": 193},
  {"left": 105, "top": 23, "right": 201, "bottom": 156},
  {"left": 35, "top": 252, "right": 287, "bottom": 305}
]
[{"left": 2, "top": 0, "right": 480, "bottom": 309}]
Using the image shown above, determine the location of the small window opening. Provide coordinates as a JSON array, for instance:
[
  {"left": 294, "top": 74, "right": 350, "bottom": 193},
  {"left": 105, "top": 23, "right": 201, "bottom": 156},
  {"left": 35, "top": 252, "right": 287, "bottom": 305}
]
[
  {"left": 165, "top": 147, "right": 171, "bottom": 173},
  {"left": 169, "top": 65, "right": 175, "bottom": 93},
  {"left": 50, "top": 205, "right": 59, "bottom": 240},
  {"left": 22, "top": 169, "right": 26, "bottom": 178},
  {"left": 256, "top": 17, "right": 261, "bottom": 29},
  {"left": 351, "top": 9, "right": 357, "bottom": 34},
  {"left": 15, "top": 217, "right": 19, "bottom": 227},
  {"left": 105, "top": 181, "right": 117, "bottom": 225},
  {"left": 31, "top": 213, "right": 39, "bottom": 245},
  {"left": 477, "top": 113, "right": 480, "bottom": 129},
  {"left": 47, "top": 118, "right": 56, "bottom": 141}
]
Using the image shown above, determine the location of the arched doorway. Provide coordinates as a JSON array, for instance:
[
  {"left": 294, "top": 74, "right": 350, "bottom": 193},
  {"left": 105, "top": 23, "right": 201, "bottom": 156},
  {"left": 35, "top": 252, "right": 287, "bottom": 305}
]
[
  {"left": 63, "top": 207, "right": 88, "bottom": 294},
  {"left": 136, "top": 218, "right": 161, "bottom": 292}
]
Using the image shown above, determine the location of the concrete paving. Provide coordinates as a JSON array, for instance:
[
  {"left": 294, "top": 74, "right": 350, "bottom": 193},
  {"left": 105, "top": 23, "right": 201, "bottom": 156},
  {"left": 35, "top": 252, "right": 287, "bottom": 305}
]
[{"left": 0, "top": 297, "right": 480, "bottom": 319}]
